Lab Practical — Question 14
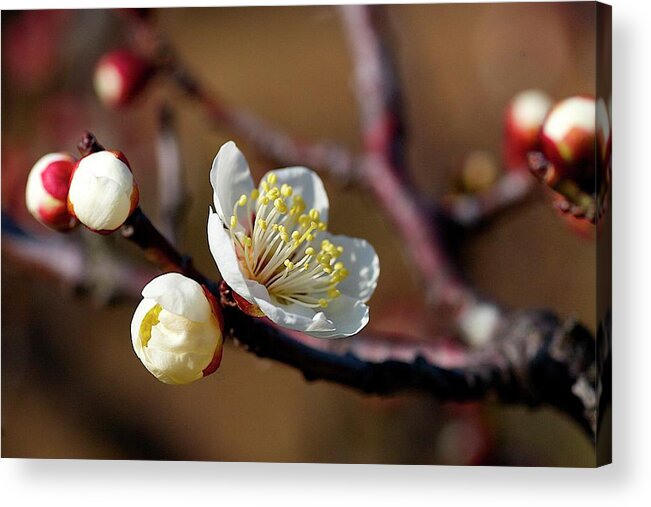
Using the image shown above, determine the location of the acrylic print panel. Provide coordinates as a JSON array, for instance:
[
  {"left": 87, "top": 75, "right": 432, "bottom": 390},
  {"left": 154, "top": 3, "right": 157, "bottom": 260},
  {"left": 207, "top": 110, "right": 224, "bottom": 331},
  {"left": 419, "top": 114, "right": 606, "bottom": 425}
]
[{"left": 1, "top": 2, "right": 611, "bottom": 466}]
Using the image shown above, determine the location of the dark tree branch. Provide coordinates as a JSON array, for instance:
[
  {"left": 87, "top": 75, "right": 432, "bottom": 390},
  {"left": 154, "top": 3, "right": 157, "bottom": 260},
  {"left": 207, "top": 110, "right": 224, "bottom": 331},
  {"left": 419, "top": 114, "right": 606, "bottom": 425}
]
[{"left": 2, "top": 186, "right": 599, "bottom": 440}]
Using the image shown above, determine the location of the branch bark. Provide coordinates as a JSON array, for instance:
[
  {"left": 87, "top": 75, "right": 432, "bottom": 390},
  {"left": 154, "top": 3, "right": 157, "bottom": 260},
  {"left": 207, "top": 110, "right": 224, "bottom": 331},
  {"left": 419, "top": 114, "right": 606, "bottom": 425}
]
[{"left": 2, "top": 195, "right": 599, "bottom": 439}]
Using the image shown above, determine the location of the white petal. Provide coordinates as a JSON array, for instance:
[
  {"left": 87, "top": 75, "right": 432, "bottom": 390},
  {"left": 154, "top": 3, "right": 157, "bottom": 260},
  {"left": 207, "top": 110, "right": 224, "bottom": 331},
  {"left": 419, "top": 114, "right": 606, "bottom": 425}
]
[
  {"left": 250, "top": 283, "right": 336, "bottom": 333},
  {"left": 139, "top": 347, "right": 207, "bottom": 385},
  {"left": 308, "top": 295, "right": 369, "bottom": 339},
  {"left": 207, "top": 211, "right": 255, "bottom": 302},
  {"left": 320, "top": 232, "right": 379, "bottom": 303},
  {"left": 141, "top": 272, "right": 211, "bottom": 322},
  {"left": 210, "top": 141, "right": 255, "bottom": 224},
  {"left": 77, "top": 151, "right": 133, "bottom": 188},
  {"left": 69, "top": 173, "right": 131, "bottom": 231},
  {"left": 264, "top": 167, "right": 329, "bottom": 223}
]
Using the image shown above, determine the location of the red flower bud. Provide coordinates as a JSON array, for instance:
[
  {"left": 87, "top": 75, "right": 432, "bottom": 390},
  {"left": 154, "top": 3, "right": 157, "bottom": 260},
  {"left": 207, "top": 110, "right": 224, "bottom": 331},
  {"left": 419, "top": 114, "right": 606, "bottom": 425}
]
[
  {"left": 93, "top": 49, "right": 152, "bottom": 109},
  {"left": 503, "top": 90, "right": 553, "bottom": 171},
  {"left": 540, "top": 95, "right": 597, "bottom": 192},
  {"left": 25, "top": 152, "right": 78, "bottom": 231}
]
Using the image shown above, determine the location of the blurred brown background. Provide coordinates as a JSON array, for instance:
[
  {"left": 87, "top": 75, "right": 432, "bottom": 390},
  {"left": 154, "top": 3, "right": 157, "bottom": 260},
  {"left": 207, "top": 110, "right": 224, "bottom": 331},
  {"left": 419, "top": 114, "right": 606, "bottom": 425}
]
[{"left": 2, "top": 3, "right": 597, "bottom": 465}]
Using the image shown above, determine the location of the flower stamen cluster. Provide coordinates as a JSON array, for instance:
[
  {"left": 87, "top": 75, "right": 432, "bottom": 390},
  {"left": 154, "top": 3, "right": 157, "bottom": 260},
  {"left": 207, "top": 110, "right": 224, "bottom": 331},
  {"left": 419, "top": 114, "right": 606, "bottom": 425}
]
[{"left": 227, "top": 173, "right": 348, "bottom": 309}]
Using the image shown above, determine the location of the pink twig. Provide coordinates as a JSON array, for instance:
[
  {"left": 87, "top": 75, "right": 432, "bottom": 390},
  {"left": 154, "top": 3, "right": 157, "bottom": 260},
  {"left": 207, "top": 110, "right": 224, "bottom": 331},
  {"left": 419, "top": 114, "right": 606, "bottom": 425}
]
[{"left": 341, "top": 5, "right": 470, "bottom": 309}]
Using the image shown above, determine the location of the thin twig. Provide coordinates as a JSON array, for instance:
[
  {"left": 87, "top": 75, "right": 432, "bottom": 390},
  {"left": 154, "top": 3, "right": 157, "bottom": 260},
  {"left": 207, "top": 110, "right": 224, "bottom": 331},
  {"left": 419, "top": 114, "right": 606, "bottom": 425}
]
[
  {"left": 155, "top": 103, "right": 188, "bottom": 245},
  {"left": 341, "top": 5, "right": 471, "bottom": 310},
  {"left": 121, "top": 10, "right": 358, "bottom": 184},
  {"left": 441, "top": 171, "right": 536, "bottom": 228}
]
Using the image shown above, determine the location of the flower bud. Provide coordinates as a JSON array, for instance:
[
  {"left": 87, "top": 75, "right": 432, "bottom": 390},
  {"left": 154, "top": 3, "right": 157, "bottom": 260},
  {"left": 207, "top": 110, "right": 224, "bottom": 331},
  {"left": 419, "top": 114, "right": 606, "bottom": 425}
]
[
  {"left": 93, "top": 49, "right": 152, "bottom": 109},
  {"left": 503, "top": 89, "right": 553, "bottom": 171},
  {"left": 458, "top": 302, "right": 501, "bottom": 347},
  {"left": 540, "top": 95, "right": 596, "bottom": 191},
  {"left": 131, "top": 273, "right": 224, "bottom": 385},
  {"left": 596, "top": 97, "right": 612, "bottom": 171},
  {"left": 25, "top": 152, "right": 78, "bottom": 231},
  {"left": 67, "top": 150, "right": 139, "bottom": 233},
  {"left": 454, "top": 150, "right": 499, "bottom": 193}
]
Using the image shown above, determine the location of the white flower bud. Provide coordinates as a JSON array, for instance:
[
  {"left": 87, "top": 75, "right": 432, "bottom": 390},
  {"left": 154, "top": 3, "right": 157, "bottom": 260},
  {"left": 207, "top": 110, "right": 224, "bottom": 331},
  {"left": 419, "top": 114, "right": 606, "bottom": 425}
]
[
  {"left": 459, "top": 303, "right": 501, "bottom": 347},
  {"left": 25, "top": 152, "right": 78, "bottom": 231},
  {"left": 131, "top": 273, "right": 224, "bottom": 385},
  {"left": 67, "top": 150, "right": 139, "bottom": 233},
  {"left": 540, "top": 95, "right": 596, "bottom": 188},
  {"left": 503, "top": 89, "right": 553, "bottom": 170}
]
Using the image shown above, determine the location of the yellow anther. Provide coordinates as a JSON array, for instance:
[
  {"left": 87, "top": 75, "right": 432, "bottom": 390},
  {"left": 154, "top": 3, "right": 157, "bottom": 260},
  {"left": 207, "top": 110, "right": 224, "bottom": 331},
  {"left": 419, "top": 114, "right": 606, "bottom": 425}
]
[
  {"left": 309, "top": 209, "right": 320, "bottom": 221},
  {"left": 328, "top": 288, "right": 341, "bottom": 299},
  {"left": 281, "top": 232, "right": 289, "bottom": 243},
  {"left": 284, "top": 259, "right": 294, "bottom": 270},
  {"left": 317, "top": 222, "right": 326, "bottom": 231},
  {"left": 302, "top": 262, "right": 310, "bottom": 271},
  {"left": 274, "top": 198, "right": 287, "bottom": 214},
  {"left": 339, "top": 268, "right": 349, "bottom": 279},
  {"left": 268, "top": 188, "right": 280, "bottom": 200},
  {"left": 305, "top": 247, "right": 316, "bottom": 256},
  {"left": 260, "top": 196, "right": 270, "bottom": 206},
  {"left": 266, "top": 172, "right": 277, "bottom": 185},
  {"left": 334, "top": 262, "right": 345, "bottom": 271},
  {"left": 319, "top": 253, "right": 332, "bottom": 265},
  {"left": 238, "top": 194, "right": 248, "bottom": 207},
  {"left": 250, "top": 189, "right": 260, "bottom": 200},
  {"left": 281, "top": 184, "right": 293, "bottom": 197},
  {"left": 258, "top": 219, "right": 268, "bottom": 230},
  {"left": 244, "top": 236, "right": 252, "bottom": 248},
  {"left": 318, "top": 298, "right": 328, "bottom": 308},
  {"left": 291, "top": 231, "right": 300, "bottom": 241},
  {"left": 261, "top": 181, "right": 269, "bottom": 192},
  {"left": 336, "top": 246, "right": 344, "bottom": 254},
  {"left": 230, "top": 216, "right": 237, "bottom": 229},
  {"left": 298, "top": 215, "right": 310, "bottom": 228},
  {"left": 307, "top": 234, "right": 314, "bottom": 242}
]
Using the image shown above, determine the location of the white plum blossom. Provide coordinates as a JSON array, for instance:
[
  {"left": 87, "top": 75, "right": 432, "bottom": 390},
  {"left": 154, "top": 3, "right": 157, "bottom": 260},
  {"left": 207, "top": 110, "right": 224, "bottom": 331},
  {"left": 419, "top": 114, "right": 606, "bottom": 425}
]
[
  {"left": 131, "top": 273, "right": 224, "bottom": 385},
  {"left": 207, "top": 141, "right": 379, "bottom": 338},
  {"left": 67, "top": 150, "right": 139, "bottom": 233}
]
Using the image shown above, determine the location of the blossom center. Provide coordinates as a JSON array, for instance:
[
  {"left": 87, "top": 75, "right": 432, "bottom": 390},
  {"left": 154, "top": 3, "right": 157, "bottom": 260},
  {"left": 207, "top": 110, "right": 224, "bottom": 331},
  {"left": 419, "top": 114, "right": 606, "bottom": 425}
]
[{"left": 227, "top": 172, "right": 348, "bottom": 309}]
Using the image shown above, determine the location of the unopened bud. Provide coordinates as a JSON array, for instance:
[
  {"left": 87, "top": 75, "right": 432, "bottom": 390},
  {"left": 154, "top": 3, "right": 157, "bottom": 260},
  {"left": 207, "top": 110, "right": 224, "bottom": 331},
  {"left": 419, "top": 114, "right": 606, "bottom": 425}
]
[
  {"left": 503, "top": 89, "right": 553, "bottom": 171},
  {"left": 131, "top": 273, "right": 224, "bottom": 385},
  {"left": 596, "top": 96, "right": 611, "bottom": 182},
  {"left": 455, "top": 151, "right": 499, "bottom": 193},
  {"left": 67, "top": 150, "right": 139, "bottom": 233},
  {"left": 458, "top": 302, "right": 501, "bottom": 347},
  {"left": 25, "top": 152, "right": 78, "bottom": 231},
  {"left": 540, "top": 95, "right": 596, "bottom": 191},
  {"left": 94, "top": 49, "right": 152, "bottom": 109}
]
